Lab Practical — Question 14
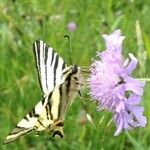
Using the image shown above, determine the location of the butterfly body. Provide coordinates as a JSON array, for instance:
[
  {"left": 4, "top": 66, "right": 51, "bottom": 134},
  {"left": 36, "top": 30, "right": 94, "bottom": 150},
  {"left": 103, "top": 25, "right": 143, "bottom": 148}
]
[{"left": 4, "top": 40, "right": 82, "bottom": 144}]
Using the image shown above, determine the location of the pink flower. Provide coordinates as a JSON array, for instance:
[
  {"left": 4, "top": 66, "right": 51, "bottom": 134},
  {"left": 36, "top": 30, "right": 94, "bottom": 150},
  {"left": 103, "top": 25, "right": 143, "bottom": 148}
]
[
  {"left": 89, "top": 30, "right": 147, "bottom": 136},
  {"left": 67, "top": 22, "right": 77, "bottom": 32}
]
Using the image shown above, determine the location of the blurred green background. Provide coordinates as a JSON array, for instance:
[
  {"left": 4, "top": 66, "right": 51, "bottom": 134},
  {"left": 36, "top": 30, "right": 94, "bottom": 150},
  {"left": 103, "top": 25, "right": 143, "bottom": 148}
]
[{"left": 1, "top": 0, "right": 150, "bottom": 149}]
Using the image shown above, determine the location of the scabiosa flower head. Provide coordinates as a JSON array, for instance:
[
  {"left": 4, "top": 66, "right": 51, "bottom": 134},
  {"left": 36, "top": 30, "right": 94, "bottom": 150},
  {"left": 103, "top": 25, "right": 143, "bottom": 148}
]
[
  {"left": 67, "top": 22, "right": 77, "bottom": 32},
  {"left": 89, "top": 29, "right": 147, "bottom": 136}
]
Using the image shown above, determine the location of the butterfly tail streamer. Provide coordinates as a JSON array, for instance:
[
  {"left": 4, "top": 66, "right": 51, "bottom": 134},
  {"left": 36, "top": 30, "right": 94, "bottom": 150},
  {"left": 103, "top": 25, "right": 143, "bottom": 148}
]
[
  {"left": 4, "top": 96, "right": 49, "bottom": 144},
  {"left": 4, "top": 127, "right": 33, "bottom": 144}
]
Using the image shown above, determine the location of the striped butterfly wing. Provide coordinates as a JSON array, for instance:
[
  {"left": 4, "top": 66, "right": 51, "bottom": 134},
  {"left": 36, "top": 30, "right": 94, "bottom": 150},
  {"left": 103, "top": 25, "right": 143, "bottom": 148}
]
[
  {"left": 4, "top": 40, "right": 68, "bottom": 144},
  {"left": 33, "top": 40, "right": 66, "bottom": 95}
]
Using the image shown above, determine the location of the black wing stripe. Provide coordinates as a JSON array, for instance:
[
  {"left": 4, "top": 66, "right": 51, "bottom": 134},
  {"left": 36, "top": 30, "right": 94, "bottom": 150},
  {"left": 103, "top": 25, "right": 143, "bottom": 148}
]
[
  {"left": 53, "top": 55, "right": 59, "bottom": 87},
  {"left": 36, "top": 40, "right": 40, "bottom": 57},
  {"left": 24, "top": 116, "right": 29, "bottom": 121},
  {"left": 66, "top": 74, "right": 72, "bottom": 93},
  {"left": 45, "top": 104, "right": 50, "bottom": 120},
  {"left": 33, "top": 108, "right": 40, "bottom": 118},
  {"left": 48, "top": 92, "right": 53, "bottom": 120},
  {"left": 45, "top": 93, "right": 51, "bottom": 120},
  {"left": 44, "top": 44, "right": 48, "bottom": 64},
  {"left": 47, "top": 101, "right": 53, "bottom": 120},
  {"left": 50, "top": 50, "right": 55, "bottom": 66},
  {"left": 37, "top": 119, "right": 45, "bottom": 127},
  {"left": 43, "top": 42, "right": 48, "bottom": 89},
  {"left": 62, "top": 62, "right": 66, "bottom": 70},
  {"left": 28, "top": 108, "right": 40, "bottom": 118},
  {"left": 28, "top": 111, "right": 32, "bottom": 118},
  {"left": 42, "top": 97, "right": 45, "bottom": 105},
  {"left": 58, "top": 86, "right": 63, "bottom": 119},
  {"left": 36, "top": 41, "right": 41, "bottom": 73},
  {"left": 33, "top": 41, "right": 43, "bottom": 92},
  {"left": 44, "top": 42, "right": 48, "bottom": 83},
  {"left": 8, "top": 126, "right": 29, "bottom": 135}
]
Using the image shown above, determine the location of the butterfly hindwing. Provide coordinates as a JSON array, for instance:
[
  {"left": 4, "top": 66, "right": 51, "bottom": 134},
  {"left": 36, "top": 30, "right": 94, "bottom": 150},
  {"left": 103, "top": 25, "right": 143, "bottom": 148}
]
[
  {"left": 4, "top": 82, "right": 70, "bottom": 144},
  {"left": 33, "top": 40, "right": 67, "bottom": 95}
]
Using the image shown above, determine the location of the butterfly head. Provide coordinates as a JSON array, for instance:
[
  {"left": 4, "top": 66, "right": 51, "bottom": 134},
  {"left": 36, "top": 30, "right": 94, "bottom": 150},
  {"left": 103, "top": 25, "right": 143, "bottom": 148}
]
[
  {"left": 63, "top": 64, "right": 83, "bottom": 91},
  {"left": 71, "top": 64, "right": 83, "bottom": 90}
]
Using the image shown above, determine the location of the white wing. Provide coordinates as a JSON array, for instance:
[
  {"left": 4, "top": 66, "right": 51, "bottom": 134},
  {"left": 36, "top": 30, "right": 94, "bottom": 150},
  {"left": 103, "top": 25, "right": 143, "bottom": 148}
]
[{"left": 33, "top": 40, "right": 67, "bottom": 95}]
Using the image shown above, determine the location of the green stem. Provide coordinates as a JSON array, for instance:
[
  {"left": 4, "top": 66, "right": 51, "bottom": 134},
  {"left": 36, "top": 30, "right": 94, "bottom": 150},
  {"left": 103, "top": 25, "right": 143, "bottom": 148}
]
[{"left": 138, "top": 78, "right": 150, "bottom": 82}]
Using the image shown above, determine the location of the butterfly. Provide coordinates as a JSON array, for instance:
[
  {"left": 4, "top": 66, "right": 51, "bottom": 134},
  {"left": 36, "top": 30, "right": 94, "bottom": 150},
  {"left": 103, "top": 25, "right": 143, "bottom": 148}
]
[{"left": 4, "top": 40, "right": 83, "bottom": 144}]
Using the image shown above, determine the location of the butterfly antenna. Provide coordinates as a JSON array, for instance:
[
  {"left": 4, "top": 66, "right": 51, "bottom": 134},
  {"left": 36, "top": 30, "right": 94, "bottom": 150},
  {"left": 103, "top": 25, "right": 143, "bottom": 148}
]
[{"left": 64, "top": 34, "right": 72, "bottom": 65}]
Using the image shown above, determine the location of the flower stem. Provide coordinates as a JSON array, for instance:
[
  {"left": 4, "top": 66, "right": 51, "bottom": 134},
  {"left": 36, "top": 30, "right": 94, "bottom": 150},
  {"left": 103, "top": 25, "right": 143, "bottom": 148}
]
[{"left": 138, "top": 78, "right": 150, "bottom": 82}]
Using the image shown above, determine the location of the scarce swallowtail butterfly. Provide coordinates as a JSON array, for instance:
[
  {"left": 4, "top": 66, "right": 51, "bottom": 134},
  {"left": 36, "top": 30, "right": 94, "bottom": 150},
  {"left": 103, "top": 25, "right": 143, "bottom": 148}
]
[{"left": 4, "top": 40, "right": 83, "bottom": 144}]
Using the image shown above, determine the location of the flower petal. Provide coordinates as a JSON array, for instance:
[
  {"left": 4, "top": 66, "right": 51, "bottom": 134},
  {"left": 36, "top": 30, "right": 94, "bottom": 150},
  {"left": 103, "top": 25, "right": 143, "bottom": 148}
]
[
  {"left": 125, "top": 53, "right": 138, "bottom": 75},
  {"left": 126, "top": 94, "right": 141, "bottom": 105},
  {"left": 126, "top": 105, "right": 147, "bottom": 127},
  {"left": 116, "top": 101, "right": 125, "bottom": 113},
  {"left": 113, "top": 113, "right": 123, "bottom": 136},
  {"left": 102, "top": 29, "right": 125, "bottom": 53}
]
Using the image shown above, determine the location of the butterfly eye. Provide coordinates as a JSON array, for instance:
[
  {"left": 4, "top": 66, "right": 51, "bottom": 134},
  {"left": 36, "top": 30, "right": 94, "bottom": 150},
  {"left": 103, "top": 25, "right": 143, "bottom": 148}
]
[
  {"left": 72, "top": 65, "right": 78, "bottom": 74},
  {"left": 74, "top": 77, "right": 78, "bottom": 81}
]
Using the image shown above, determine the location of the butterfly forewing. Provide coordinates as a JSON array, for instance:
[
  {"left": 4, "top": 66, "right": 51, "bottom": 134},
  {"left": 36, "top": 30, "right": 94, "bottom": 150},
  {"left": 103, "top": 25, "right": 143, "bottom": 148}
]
[{"left": 33, "top": 40, "right": 66, "bottom": 95}]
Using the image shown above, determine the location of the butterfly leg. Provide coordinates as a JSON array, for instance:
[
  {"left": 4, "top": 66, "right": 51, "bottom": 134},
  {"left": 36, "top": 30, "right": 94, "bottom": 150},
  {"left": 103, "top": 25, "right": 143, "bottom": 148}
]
[{"left": 78, "top": 90, "right": 82, "bottom": 97}]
